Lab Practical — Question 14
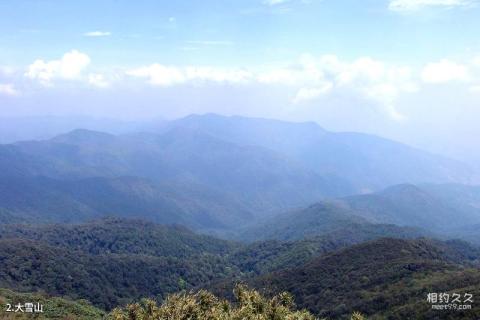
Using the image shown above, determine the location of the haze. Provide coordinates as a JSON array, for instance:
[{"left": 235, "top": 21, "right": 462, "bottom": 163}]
[{"left": 1, "top": 0, "right": 480, "bottom": 166}]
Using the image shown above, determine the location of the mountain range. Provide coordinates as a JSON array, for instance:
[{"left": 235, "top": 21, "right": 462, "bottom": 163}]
[
  {"left": 1, "top": 114, "right": 478, "bottom": 234},
  {"left": 165, "top": 114, "right": 476, "bottom": 190},
  {"left": 1, "top": 113, "right": 479, "bottom": 318}
]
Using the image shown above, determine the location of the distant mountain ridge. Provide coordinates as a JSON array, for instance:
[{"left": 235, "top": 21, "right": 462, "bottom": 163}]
[
  {"left": 167, "top": 114, "right": 475, "bottom": 190},
  {"left": 0, "top": 113, "right": 478, "bottom": 232},
  {"left": 0, "top": 124, "right": 355, "bottom": 229},
  {"left": 241, "top": 183, "right": 480, "bottom": 241},
  {"left": 340, "top": 183, "right": 480, "bottom": 232}
]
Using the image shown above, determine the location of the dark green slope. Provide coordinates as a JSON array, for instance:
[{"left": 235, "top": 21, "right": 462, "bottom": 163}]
[
  {"left": 0, "top": 219, "right": 246, "bottom": 310},
  {"left": 0, "top": 288, "right": 104, "bottom": 319},
  {"left": 0, "top": 218, "right": 238, "bottom": 257},
  {"left": 0, "top": 238, "right": 239, "bottom": 310},
  {"left": 0, "top": 218, "right": 434, "bottom": 313},
  {"left": 240, "top": 238, "right": 480, "bottom": 319},
  {"left": 227, "top": 226, "right": 425, "bottom": 276}
]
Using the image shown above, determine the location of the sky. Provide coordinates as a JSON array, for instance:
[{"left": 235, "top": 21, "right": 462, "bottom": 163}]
[{"left": 1, "top": 0, "right": 480, "bottom": 164}]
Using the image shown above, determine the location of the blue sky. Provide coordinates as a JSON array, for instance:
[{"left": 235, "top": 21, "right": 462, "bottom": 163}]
[
  {"left": 1, "top": 0, "right": 480, "bottom": 163},
  {"left": 1, "top": 0, "right": 479, "bottom": 66}
]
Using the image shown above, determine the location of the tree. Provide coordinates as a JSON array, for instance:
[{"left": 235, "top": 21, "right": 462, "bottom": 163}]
[
  {"left": 108, "top": 284, "right": 367, "bottom": 320},
  {"left": 108, "top": 284, "right": 317, "bottom": 320}
]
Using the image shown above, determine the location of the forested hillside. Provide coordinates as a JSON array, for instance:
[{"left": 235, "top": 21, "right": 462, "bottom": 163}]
[
  {"left": 0, "top": 219, "right": 434, "bottom": 311},
  {"left": 0, "top": 219, "right": 241, "bottom": 309},
  {"left": 0, "top": 219, "right": 478, "bottom": 319},
  {"left": 234, "top": 238, "right": 480, "bottom": 319},
  {"left": 0, "top": 288, "right": 104, "bottom": 319}
]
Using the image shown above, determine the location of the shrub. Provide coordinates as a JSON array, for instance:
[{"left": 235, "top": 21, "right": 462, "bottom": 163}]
[
  {"left": 108, "top": 284, "right": 367, "bottom": 320},
  {"left": 108, "top": 284, "right": 317, "bottom": 320}
]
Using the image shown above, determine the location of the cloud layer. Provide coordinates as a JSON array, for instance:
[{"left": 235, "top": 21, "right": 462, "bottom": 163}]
[
  {"left": 0, "top": 83, "right": 18, "bottom": 96},
  {"left": 8, "top": 49, "right": 480, "bottom": 122},
  {"left": 25, "top": 50, "right": 91, "bottom": 86},
  {"left": 83, "top": 31, "right": 111, "bottom": 37}
]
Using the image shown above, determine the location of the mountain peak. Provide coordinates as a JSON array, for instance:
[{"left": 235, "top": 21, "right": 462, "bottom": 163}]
[
  {"left": 381, "top": 183, "right": 424, "bottom": 195},
  {"left": 179, "top": 113, "right": 326, "bottom": 131},
  {"left": 51, "top": 129, "right": 116, "bottom": 144}
]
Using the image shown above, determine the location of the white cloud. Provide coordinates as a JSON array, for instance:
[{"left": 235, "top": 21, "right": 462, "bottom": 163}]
[
  {"left": 126, "top": 64, "right": 186, "bottom": 86},
  {"left": 469, "top": 85, "right": 480, "bottom": 92},
  {"left": 126, "top": 54, "right": 417, "bottom": 120},
  {"left": 421, "top": 59, "right": 470, "bottom": 83},
  {"left": 126, "top": 64, "right": 252, "bottom": 86},
  {"left": 0, "top": 83, "right": 19, "bottom": 96},
  {"left": 473, "top": 56, "right": 480, "bottom": 67},
  {"left": 185, "top": 67, "right": 251, "bottom": 83},
  {"left": 84, "top": 31, "right": 111, "bottom": 37},
  {"left": 389, "top": 0, "right": 474, "bottom": 11},
  {"left": 364, "top": 84, "right": 408, "bottom": 121},
  {"left": 256, "top": 54, "right": 416, "bottom": 120},
  {"left": 293, "top": 84, "right": 333, "bottom": 104},
  {"left": 88, "top": 73, "right": 110, "bottom": 88},
  {"left": 257, "top": 68, "right": 318, "bottom": 85},
  {"left": 25, "top": 50, "right": 91, "bottom": 86}
]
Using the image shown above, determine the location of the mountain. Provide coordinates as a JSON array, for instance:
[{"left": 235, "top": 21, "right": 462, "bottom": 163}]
[
  {"left": 242, "top": 183, "right": 480, "bottom": 241},
  {"left": 228, "top": 227, "right": 425, "bottom": 275},
  {"left": 238, "top": 201, "right": 427, "bottom": 241},
  {"left": 0, "top": 115, "right": 155, "bottom": 144},
  {"left": 168, "top": 114, "right": 475, "bottom": 191},
  {"left": 0, "top": 127, "right": 353, "bottom": 226},
  {"left": 0, "top": 218, "right": 425, "bottom": 277},
  {"left": 0, "top": 218, "right": 432, "bottom": 311},
  {"left": 421, "top": 183, "right": 480, "bottom": 215},
  {"left": 2, "top": 114, "right": 476, "bottom": 230},
  {"left": 2, "top": 218, "right": 475, "bottom": 318},
  {"left": 0, "top": 238, "right": 241, "bottom": 310},
  {"left": 216, "top": 238, "right": 480, "bottom": 319},
  {"left": 454, "top": 223, "right": 480, "bottom": 245},
  {"left": 0, "top": 174, "right": 254, "bottom": 229},
  {"left": 339, "top": 184, "right": 480, "bottom": 234},
  {"left": 0, "top": 218, "right": 238, "bottom": 257},
  {"left": 0, "top": 219, "right": 242, "bottom": 310}
]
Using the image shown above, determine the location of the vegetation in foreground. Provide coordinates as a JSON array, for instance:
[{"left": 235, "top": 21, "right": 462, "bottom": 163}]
[{"left": 108, "top": 284, "right": 366, "bottom": 320}]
